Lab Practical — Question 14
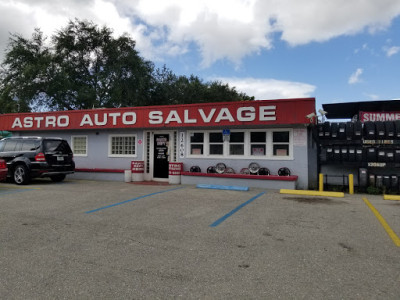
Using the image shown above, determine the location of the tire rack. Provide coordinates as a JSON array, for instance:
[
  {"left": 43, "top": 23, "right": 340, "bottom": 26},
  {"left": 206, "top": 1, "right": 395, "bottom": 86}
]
[{"left": 317, "top": 120, "right": 400, "bottom": 192}]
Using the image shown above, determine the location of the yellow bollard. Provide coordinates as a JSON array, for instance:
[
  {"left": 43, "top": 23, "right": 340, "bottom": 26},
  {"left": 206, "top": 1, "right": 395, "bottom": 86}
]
[
  {"left": 349, "top": 174, "right": 354, "bottom": 194},
  {"left": 319, "top": 173, "right": 324, "bottom": 192}
]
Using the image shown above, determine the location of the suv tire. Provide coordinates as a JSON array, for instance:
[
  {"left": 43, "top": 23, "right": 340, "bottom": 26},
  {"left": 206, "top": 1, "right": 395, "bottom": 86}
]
[
  {"left": 50, "top": 174, "right": 66, "bottom": 182},
  {"left": 13, "top": 164, "right": 30, "bottom": 185}
]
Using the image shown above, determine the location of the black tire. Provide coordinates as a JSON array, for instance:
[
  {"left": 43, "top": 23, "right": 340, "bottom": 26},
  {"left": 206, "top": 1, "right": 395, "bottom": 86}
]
[
  {"left": 50, "top": 174, "right": 66, "bottom": 182},
  {"left": 13, "top": 164, "right": 30, "bottom": 185}
]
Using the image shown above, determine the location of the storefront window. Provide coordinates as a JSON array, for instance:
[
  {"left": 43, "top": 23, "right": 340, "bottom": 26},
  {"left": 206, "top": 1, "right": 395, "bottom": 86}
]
[
  {"left": 229, "top": 132, "right": 244, "bottom": 155},
  {"left": 71, "top": 136, "right": 88, "bottom": 156},
  {"left": 187, "top": 129, "right": 292, "bottom": 159},
  {"left": 273, "top": 131, "right": 290, "bottom": 156},
  {"left": 209, "top": 132, "right": 223, "bottom": 155},
  {"left": 109, "top": 135, "right": 136, "bottom": 157},
  {"left": 250, "top": 132, "right": 266, "bottom": 156},
  {"left": 190, "top": 132, "right": 204, "bottom": 155}
]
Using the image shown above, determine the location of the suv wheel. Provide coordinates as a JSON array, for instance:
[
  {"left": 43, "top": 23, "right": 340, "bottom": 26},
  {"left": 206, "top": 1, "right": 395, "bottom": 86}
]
[
  {"left": 13, "top": 164, "right": 30, "bottom": 185},
  {"left": 50, "top": 174, "right": 66, "bottom": 182}
]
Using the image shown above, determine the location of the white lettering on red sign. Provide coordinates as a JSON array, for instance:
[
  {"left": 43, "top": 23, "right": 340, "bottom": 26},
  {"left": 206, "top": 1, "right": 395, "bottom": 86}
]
[
  {"left": 79, "top": 112, "right": 136, "bottom": 127},
  {"left": 131, "top": 161, "right": 144, "bottom": 173},
  {"left": 237, "top": 107, "right": 256, "bottom": 121},
  {"left": 260, "top": 106, "right": 276, "bottom": 121},
  {"left": 12, "top": 116, "right": 70, "bottom": 129},
  {"left": 199, "top": 108, "right": 216, "bottom": 123},
  {"left": 169, "top": 163, "right": 182, "bottom": 175},
  {"left": 9, "top": 105, "right": 278, "bottom": 129},
  {"left": 361, "top": 112, "right": 400, "bottom": 122},
  {"left": 148, "top": 106, "right": 276, "bottom": 125}
]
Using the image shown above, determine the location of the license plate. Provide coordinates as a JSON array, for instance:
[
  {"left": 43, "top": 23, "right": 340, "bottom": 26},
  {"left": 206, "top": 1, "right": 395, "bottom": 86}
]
[{"left": 57, "top": 156, "right": 64, "bottom": 161}]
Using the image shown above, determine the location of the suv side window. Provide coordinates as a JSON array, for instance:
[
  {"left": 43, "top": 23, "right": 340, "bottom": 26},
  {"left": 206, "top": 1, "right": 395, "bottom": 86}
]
[
  {"left": 21, "top": 140, "right": 40, "bottom": 151},
  {"left": 0, "top": 140, "right": 4, "bottom": 152},
  {"left": 14, "top": 140, "right": 24, "bottom": 151},
  {"left": 3, "top": 140, "right": 18, "bottom": 151}
]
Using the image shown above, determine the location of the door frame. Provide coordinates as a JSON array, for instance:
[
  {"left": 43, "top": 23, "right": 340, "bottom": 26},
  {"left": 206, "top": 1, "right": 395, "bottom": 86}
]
[{"left": 146, "top": 130, "right": 176, "bottom": 182}]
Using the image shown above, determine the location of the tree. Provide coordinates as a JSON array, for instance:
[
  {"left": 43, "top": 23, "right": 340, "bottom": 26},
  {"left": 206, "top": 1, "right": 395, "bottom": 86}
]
[
  {"left": 0, "top": 20, "right": 154, "bottom": 111},
  {"left": 150, "top": 68, "right": 254, "bottom": 105},
  {"left": 50, "top": 19, "right": 154, "bottom": 110},
  {"left": 0, "top": 19, "right": 253, "bottom": 112},
  {"left": 0, "top": 28, "right": 50, "bottom": 112}
]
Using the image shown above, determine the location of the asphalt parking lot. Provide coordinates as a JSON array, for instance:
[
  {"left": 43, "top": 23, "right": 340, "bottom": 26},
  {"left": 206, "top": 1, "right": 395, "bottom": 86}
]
[{"left": 0, "top": 179, "right": 399, "bottom": 299}]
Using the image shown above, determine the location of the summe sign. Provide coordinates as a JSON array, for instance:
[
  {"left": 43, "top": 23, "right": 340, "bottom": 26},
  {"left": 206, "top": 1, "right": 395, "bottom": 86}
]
[
  {"left": 360, "top": 111, "right": 400, "bottom": 122},
  {"left": 0, "top": 98, "right": 315, "bottom": 131}
]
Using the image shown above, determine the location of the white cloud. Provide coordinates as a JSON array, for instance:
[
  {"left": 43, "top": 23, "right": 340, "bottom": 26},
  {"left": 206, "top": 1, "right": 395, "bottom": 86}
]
[
  {"left": 383, "top": 46, "right": 400, "bottom": 57},
  {"left": 364, "top": 93, "right": 380, "bottom": 100},
  {"left": 1, "top": 0, "right": 400, "bottom": 66},
  {"left": 348, "top": 68, "right": 363, "bottom": 84},
  {"left": 215, "top": 77, "right": 316, "bottom": 99}
]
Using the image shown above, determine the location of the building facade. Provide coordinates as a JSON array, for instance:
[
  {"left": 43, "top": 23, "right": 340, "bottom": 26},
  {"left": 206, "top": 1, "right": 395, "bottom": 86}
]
[{"left": 0, "top": 98, "right": 317, "bottom": 189}]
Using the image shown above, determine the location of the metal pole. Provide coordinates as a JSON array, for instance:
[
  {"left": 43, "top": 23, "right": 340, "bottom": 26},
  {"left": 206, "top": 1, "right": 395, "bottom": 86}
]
[
  {"left": 349, "top": 174, "right": 354, "bottom": 195},
  {"left": 319, "top": 173, "right": 324, "bottom": 192}
]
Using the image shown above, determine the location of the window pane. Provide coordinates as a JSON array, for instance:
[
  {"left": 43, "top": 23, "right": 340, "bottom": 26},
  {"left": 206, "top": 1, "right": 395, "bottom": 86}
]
[
  {"left": 21, "top": 140, "right": 40, "bottom": 151},
  {"left": 210, "top": 144, "right": 223, "bottom": 155},
  {"left": 230, "top": 132, "right": 244, "bottom": 143},
  {"left": 3, "top": 141, "right": 17, "bottom": 151},
  {"left": 190, "top": 132, "right": 204, "bottom": 143},
  {"left": 111, "top": 136, "right": 135, "bottom": 155},
  {"left": 273, "top": 145, "right": 289, "bottom": 156},
  {"left": 73, "top": 137, "right": 87, "bottom": 155},
  {"left": 230, "top": 144, "right": 244, "bottom": 155},
  {"left": 251, "top": 145, "right": 266, "bottom": 156},
  {"left": 191, "top": 144, "right": 203, "bottom": 155},
  {"left": 209, "top": 132, "right": 223, "bottom": 143},
  {"left": 14, "top": 141, "right": 23, "bottom": 151},
  {"left": 273, "top": 131, "right": 289, "bottom": 143},
  {"left": 251, "top": 132, "right": 266, "bottom": 143}
]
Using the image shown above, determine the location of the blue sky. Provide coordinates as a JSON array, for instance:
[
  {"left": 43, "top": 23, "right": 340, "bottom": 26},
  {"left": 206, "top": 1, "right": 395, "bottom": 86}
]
[{"left": 1, "top": 0, "right": 400, "bottom": 111}]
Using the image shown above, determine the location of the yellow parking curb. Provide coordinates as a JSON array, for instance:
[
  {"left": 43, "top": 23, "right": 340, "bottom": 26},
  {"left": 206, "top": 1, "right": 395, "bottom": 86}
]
[
  {"left": 280, "top": 189, "right": 344, "bottom": 198},
  {"left": 383, "top": 194, "right": 400, "bottom": 201}
]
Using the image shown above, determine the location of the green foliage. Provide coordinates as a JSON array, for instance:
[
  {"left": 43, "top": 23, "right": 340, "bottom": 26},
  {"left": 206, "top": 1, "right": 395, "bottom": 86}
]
[
  {"left": 366, "top": 186, "right": 381, "bottom": 195},
  {"left": 0, "top": 19, "right": 253, "bottom": 112}
]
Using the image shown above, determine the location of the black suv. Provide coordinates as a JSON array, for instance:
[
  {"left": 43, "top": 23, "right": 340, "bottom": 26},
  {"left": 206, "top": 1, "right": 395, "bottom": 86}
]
[{"left": 0, "top": 137, "right": 75, "bottom": 185}]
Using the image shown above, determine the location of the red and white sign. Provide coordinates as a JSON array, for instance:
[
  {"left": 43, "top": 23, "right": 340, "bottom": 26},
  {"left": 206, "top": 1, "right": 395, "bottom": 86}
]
[
  {"left": 131, "top": 161, "right": 144, "bottom": 173},
  {"left": 360, "top": 111, "right": 400, "bottom": 122},
  {"left": 169, "top": 162, "right": 183, "bottom": 176},
  {"left": 0, "top": 98, "right": 315, "bottom": 131}
]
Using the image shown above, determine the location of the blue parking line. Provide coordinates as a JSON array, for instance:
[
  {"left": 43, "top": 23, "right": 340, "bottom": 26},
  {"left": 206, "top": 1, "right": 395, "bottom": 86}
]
[
  {"left": 85, "top": 187, "right": 185, "bottom": 214},
  {"left": 209, "top": 192, "right": 265, "bottom": 227},
  {"left": 0, "top": 188, "right": 37, "bottom": 196}
]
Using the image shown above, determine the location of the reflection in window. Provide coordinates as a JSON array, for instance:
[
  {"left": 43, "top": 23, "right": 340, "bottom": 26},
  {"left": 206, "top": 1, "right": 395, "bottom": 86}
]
[
  {"left": 209, "top": 132, "right": 223, "bottom": 155},
  {"left": 229, "top": 132, "right": 244, "bottom": 155},
  {"left": 273, "top": 131, "right": 290, "bottom": 156},
  {"left": 190, "top": 132, "right": 204, "bottom": 155},
  {"left": 250, "top": 132, "right": 266, "bottom": 156}
]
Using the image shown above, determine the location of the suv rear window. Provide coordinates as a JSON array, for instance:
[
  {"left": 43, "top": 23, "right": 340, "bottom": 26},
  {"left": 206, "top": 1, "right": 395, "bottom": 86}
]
[{"left": 44, "top": 140, "right": 72, "bottom": 154}]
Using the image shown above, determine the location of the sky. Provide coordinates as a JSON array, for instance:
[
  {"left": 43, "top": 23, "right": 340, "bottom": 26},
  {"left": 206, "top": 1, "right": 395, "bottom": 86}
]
[{"left": 1, "top": 0, "right": 400, "bottom": 112}]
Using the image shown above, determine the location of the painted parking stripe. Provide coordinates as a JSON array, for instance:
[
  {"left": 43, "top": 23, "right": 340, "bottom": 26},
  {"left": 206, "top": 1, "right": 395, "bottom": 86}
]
[
  {"left": 0, "top": 188, "right": 38, "bottom": 196},
  {"left": 210, "top": 192, "right": 265, "bottom": 227},
  {"left": 0, "top": 186, "right": 41, "bottom": 190},
  {"left": 362, "top": 197, "right": 400, "bottom": 247},
  {"left": 85, "top": 187, "right": 185, "bottom": 214}
]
